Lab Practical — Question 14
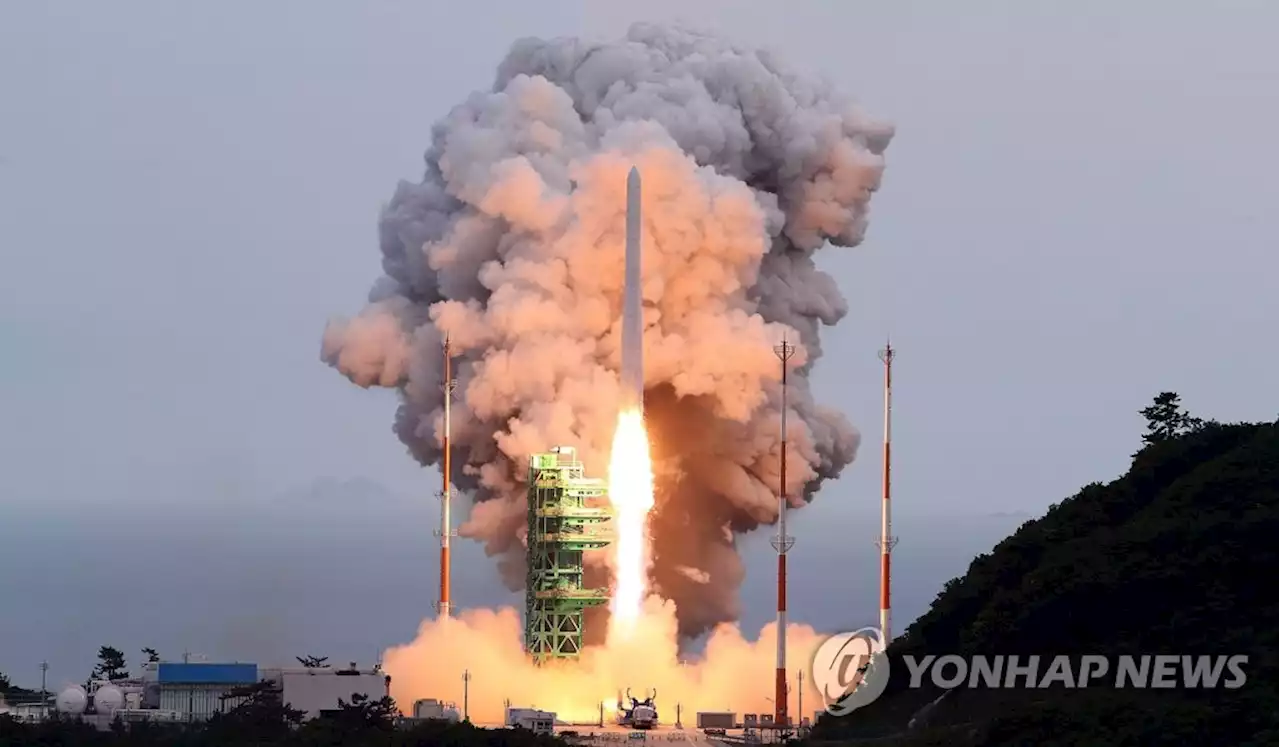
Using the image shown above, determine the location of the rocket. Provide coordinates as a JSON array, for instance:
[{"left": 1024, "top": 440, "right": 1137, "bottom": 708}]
[{"left": 621, "top": 166, "right": 644, "bottom": 413}]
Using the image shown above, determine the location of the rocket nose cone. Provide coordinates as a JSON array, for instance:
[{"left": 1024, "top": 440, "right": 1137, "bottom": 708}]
[{"left": 628, "top": 167, "right": 640, "bottom": 188}]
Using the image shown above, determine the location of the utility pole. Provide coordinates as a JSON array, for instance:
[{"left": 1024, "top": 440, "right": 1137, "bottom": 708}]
[
  {"left": 797, "top": 669, "right": 804, "bottom": 731},
  {"left": 462, "top": 669, "right": 470, "bottom": 722},
  {"left": 40, "top": 661, "right": 48, "bottom": 721},
  {"left": 770, "top": 337, "right": 797, "bottom": 729}
]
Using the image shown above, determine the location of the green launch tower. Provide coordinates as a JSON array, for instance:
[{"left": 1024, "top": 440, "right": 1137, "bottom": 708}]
[{"left": 524, "top": 447, "right": 613, "bottom": 663}]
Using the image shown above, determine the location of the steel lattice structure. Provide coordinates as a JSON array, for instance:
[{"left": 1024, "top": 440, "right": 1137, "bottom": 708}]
[{"left": 524, "top": 448, "right": 613, "bottom": 663}]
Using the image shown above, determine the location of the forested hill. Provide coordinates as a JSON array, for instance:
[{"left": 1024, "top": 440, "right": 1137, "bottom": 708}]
[{"left": 812, "top": 394, "right": 1278, "bottom": 747}]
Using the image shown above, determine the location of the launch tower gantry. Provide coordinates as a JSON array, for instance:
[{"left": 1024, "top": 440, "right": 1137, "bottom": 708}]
[{"left": 524, "top": 447, "right": 613, "bottom": 663}]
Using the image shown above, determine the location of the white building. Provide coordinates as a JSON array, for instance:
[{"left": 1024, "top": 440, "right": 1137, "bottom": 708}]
[
  {"left": 411, "top": 698, "right": 460, "bottom": 722},
  {"left": 260, "top": 664, "right": 390, "bottom": 720},
  {"left": 0, "top": 696, "right": 54, "bottom": 722},
  {"left": 506, "top": 707, "right": 556, "bottom": 735}
]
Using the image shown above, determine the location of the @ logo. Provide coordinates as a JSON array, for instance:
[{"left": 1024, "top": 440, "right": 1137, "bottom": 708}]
[{"left": 810, "top": 627, "right": 889, "bottom": 716}]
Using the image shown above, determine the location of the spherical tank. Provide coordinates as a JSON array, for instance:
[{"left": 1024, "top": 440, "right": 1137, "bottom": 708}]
[
  {"left": 56, "top": 686, "right": 88, "bottom": 714},
  {"left": 94, "top": 684, "right": 125, "bottom": 713}
]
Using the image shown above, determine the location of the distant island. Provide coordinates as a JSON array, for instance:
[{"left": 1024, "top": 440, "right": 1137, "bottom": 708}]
[
  {"left": 980, "top": 511, "right": 1032, "bottom": 520},
  {"left": 811, "top": 392, "right": 1278, "bottom": 746}
]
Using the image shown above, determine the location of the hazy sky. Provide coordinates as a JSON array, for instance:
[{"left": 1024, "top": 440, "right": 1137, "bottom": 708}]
[{"left": 1, "top": 1, "right": 1275, "bottom": 690}]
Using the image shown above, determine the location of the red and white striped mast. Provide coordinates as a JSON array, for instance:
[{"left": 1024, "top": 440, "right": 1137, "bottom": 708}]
[
  {"left": 877, "top": 341, "right": 898, "bottom": 642},
  {"left": 771, "top": 338, "right": 797, "bottom": 726},
  {"left": 436, "top": 335, "right": 457, "bottom": 618}
]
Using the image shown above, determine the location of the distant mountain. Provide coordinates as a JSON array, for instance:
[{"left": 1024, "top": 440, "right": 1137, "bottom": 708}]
[{"left": 980, "top": 511, "right": 1031, "bottom": 519}]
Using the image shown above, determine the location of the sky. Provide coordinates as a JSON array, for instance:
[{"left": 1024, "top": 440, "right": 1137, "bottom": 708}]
[{"left": 0, "top": 1, "right": 1275, "bottom": 691}]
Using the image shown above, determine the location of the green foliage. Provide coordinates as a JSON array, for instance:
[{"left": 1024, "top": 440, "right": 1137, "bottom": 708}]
[
  {"left": 1139, "top": 391, "right": 1204, "bottom": 446},
  {"left": 296, "top": 656, "right": 330, "bottom": 669},
  {"left": 91, "top": 646, "right": 129, "bottom": 683},
  {"left": 811, "top": 413, "right": 1278, "bottom": 746},
  {"left": 205, "top": 680, "right": 306, "bottom": 741},
  {"left": 141, "top": 648, "right": 160, "bottom": 664},
  {"left": 292, "top": 692, "right": 401, "bottom": 745}
]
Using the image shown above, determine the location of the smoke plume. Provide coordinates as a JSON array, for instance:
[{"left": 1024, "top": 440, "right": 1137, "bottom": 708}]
[
  {"left": 321, "top": 23, "right": 893, "bottom": 638},
  {"left": 383, "top": 598, "right": 828, "bottom": 723}
]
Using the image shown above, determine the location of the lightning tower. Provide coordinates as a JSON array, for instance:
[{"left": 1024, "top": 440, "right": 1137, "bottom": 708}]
[
  {"left": 436, "top": 335, "right": 457, "bottom": 618},
  {"left": 771, "top": 338, "right": 797, "bottom": 726},
  {"left": 876, "top": 341, "right": 898, "bottom": 642}
]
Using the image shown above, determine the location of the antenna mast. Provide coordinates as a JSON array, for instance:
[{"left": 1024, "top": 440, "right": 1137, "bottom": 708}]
[
  {"left": 770, "top": 338, "right": 797, "bottom": 727},
  {"left": 436, "top": 335, "right": 458, "bottom": 618},
  {"left": 877, "top": 341, "right": 898, "bottom": 642}
]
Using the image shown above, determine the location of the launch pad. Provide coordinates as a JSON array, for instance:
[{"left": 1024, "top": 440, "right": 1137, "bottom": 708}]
[{"left": 524, "top": 447, "right": 614, "bottom": 663}]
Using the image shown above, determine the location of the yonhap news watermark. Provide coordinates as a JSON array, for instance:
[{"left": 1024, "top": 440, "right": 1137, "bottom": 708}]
[
  {"left": 810, "top": 627, "right": 1252, "bottom": 716},
  {"left": 899, "top": 653, "right": 1250, "bottom": 690}
]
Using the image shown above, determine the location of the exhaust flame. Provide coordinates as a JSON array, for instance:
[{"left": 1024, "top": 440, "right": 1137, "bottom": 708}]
[{"left": 608, "top": 408, "right": 655, "bottom": 632}]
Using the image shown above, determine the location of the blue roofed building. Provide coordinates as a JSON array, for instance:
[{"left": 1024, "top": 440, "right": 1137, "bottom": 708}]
[{"left": 156, "top": 662, "right": 258, "bottom": 721}]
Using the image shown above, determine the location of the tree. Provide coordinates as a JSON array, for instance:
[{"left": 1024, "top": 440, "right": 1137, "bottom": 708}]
[
  {"left": 333, "top": 692, "right": 399, "bottom": 730},
  {"left": 1140, "top": 391, "right": 1204, "bottom": 446},
  {"left": 293, "top": 691, "right": 400, "bottom": 745},
  {"left": 207, "top": 680, "right": 306, "bottom": 741},
  {"left": 141, "top": 648, "right": 160, "bottom": 663},
  {"left": 0, "top": 671, "right": 10, "bottom": 694},
  {"left": 296, "top": 655, "right": 330, "bottom": 668},
  {"left": 91, "top": 646, "right": 129, "bottom": 682}
]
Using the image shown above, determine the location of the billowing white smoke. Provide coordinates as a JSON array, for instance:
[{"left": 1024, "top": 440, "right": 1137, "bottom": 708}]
[
  {"left": 382, "top": 597, "right": 829, "bottom": 723},
  {"left": 321, "top": 23, "right": 893, "bottom": 639}
]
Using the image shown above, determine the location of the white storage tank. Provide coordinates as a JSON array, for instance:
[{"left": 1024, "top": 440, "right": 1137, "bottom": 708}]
[
  {"left": 56, "top": 686, "right": 88, "bottom": 715},
  {"left": 94, "top": 684, "right": 125, "bottom": 714}
]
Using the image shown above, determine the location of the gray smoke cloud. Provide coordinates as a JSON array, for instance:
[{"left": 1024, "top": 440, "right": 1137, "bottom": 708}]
[{"left": 321, "top": 23, "right": 893, "bottom": 640}]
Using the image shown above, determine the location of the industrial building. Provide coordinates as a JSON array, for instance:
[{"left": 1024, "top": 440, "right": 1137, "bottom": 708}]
[
  {"left": 44, "top": 660, "right": 388, "bottom": 726},
  {"left": 0, "top": 695, "right": 54, "bottom": 722},
  {"left": 524, "top": 447, "right": 613, "bottom": 663},
  {"left": 156, "top": 662, "right": 257, "bottom": 720},
  {"left": 261, "top": 664, "right": 390, "bottom": 720}
]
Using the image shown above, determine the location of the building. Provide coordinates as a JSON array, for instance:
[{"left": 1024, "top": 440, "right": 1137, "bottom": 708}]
[
  {"left": 0, "top": 695, "right": 54, "bottom": 722},
  {"left": 23, "top": 659, "right": 388, "bottom": 727},
  {"left": 156, "top": 662, "right": 258, "bottom": 721},
  {"left": 506, "top": 707, "right": 556, "bottom": 735},
  {"left": 260, "top": 664, "right": 390, "bottom": 720}
]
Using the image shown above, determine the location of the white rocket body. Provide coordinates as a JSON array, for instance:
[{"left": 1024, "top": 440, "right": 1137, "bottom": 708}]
[{"left": 621, "top": 167, "right": 644, "bottom": 413}]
